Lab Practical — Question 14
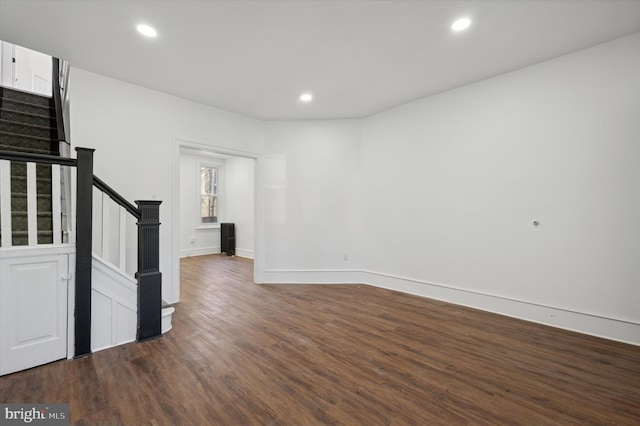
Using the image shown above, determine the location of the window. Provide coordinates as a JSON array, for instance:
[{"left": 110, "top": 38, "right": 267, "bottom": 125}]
[
  {"left": 200, "top": 165, "right": 219, "bottom": 224},
  {"left": 196, "top": 158, "right": 224, "bottom": 228}
]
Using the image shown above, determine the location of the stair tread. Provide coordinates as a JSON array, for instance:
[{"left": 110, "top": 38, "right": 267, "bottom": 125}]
[
  {"left": 0, "top": 130, "right": 58, "bottom": 142},
  {"left": 0, "top": 118, "right": 55, "bottom": 131},
  {"left": 0, "top": 107, "right": 55, "bottom": 121},
  {"left": 0, "top": 96, "right": 55, "bottom": 111},
  {"left": 0, "top": 143, "right": 54, "bottom": 155},
  {"left": 11, "top": 211, "right": 53, "bottom": 216},
  {"left": 8, "top": 230, "right": 54, "bottom": 236},
  {"left": 11, "top": 192, "right": 53, "bottom": 197},
  {"left": 0, "top": 87, "right": 52, "bottom": 103},
  {"left": 11, "top": 196, "right": 51, "bottom": 198},
  {"left": 9, "top": 176, "right": 53, "bottom": 181}
]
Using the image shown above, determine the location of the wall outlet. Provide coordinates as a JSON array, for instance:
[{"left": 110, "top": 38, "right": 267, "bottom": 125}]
[
  {"left": 343, "top": 253, "right": 348, "bottom": 261},
  {"left": 189, "top": 236, "right": 195, "bottom": 244}
]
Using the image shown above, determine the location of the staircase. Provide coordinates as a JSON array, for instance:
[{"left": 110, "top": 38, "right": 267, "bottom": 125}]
[
  {"left": 1, "top": 47, "right": 173, "bottom": 377},
  {"left": 0, "top": 86, "right": 60, "bottom": 245}
]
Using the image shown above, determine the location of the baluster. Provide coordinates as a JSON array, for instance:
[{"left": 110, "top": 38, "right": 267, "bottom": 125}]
[
  {"left": 0, "top": 160, "right": 11, "bottom": 248},
  {"left": 68, "top": 165, "right": 77, "bottom": 244},
  {"left": 52, "top": 164, "right": 62, "bottom": 245},
  {"left": 102, "top": 192, "right": 110, "bottom": 260},
  {"left": 27, "top": 162, "right": 37, "bottom": 246},
  {"left": 119, "top": 207, "right": 127, "bottom": 271}
]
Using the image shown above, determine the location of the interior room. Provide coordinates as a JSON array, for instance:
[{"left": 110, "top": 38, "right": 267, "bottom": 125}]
[
  {"left": 179, "top": 147, "right": 255, "bottom": 261},
  {"left": 0, "top": 0, "right": 638, "bottom": 424}
]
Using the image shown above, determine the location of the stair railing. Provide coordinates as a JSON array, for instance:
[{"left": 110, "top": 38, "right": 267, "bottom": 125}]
[
  {"left": 93, "top": 175, "right": 138, "bottom": 277},
  {"left": 51, "top": 57, "right": 66, "bottom": 156},
  {"left": 52, "top": 56, "right": 73, "bottom": 244},
  {"left": 0, "top": 148, "right": 162, "bottom": 359},
  {"left": 91, "top": 173, "right": 163, "bottom": 343},
  {"left": 57, "top": 58, "right": 71, "bottom": 144}
]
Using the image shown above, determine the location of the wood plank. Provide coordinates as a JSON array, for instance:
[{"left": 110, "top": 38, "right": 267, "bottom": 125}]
[{"left": 1, "top": 254, "right": 638, "bottom": 425}]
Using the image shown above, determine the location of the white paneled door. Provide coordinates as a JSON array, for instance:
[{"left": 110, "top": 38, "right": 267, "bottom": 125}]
[{"left": 0, "top": 253, "right": 69, "bottom": 375}]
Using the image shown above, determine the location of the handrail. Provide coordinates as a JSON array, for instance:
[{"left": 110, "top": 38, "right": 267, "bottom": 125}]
[
  {"left": 93, "top": 175, "right": 140, "bottom": 219},
  {"left": 58, "top": 59, "right": 71, "bottom": 105},
  {"left": 52, "top": 57, "right": 66, "bottom": 148},
  {"left": 58, "top": 58, "right": 71, "bottom": 148},
  {"left": 0, "top": 150, "right": 77, "bottom": 166}
]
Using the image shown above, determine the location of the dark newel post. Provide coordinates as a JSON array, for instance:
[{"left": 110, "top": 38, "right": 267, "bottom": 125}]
[
  {"left": 74, "top": 147, "right": 95, "bottom": 358},
  {"left": 136, "top": 200, "right": 162, "bottom": 342}
]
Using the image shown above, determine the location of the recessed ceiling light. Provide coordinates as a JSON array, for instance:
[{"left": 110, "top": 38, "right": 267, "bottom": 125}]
[
  {"left": 299, "top": 93, "right": 313, "bottom": 102},
  {"left": 451, "top": 17, "right": 472, "bottom": 32},
  {"left": 137, "top": 24, "right": 157, "bottom": 38}
]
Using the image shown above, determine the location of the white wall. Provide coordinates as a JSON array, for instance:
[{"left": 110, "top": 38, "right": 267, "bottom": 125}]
[
  {"left": 225, "top": 156, "right": 255, "bottom": 259},
  {"left": 360, "top": 32, "right": 640, "bottom": 344},
  {"left": 0, "top": 41, "right": 9, "bottom": 87},
  {"left": 15, "top": 45, "right": 51, "bottom": 96},
  {"left": 0, "top": 41, "right": 51, "bottom": 95},
  {"left": 262, "top": 120, "right": 362, "bottom": 283},
  {"left": 69, "top": 68, "right": 263, "bottom": 303}
]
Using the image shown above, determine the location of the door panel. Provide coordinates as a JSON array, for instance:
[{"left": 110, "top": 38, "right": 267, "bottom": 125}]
[{"left": 0, "top": 254, "right": 68, "bottom": 375}]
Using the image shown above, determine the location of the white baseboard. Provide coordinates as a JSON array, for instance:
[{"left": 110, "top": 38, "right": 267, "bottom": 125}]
[
  {"left": 262, "top": 268, "right": 640, "bottom": 346},
  {"left": 180, "top": 246, "right": 220, "bottom": 258},
  {"left": 235, "top": 248, "right": 254, "bottom": 259},
  {"left": 263, "top": 269, "right": 361, "bottom": 284}
]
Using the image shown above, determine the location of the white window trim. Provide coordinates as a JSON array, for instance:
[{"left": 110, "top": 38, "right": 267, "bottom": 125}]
[{"left": 196, "top": 158, "right": 224, "bottom": 229}]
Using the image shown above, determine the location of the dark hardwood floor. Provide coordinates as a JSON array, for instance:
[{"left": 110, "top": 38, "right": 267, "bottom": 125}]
[{"left": 1, "top": 254, "right": 639, "bottom": 425}]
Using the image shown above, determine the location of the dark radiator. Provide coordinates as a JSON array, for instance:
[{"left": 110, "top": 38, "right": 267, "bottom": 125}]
[{"left": 221, "top": 223, "right": 235, "bottom": 256}]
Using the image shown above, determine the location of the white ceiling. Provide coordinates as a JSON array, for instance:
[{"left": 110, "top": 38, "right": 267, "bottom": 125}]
[{"left": 1, "top": 0, "right": 639, "bottom": 121}]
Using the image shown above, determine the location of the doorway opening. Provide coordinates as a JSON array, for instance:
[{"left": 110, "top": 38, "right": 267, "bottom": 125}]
[{"left": 173, "top": 141, "right": 258, "bottom": 303}]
